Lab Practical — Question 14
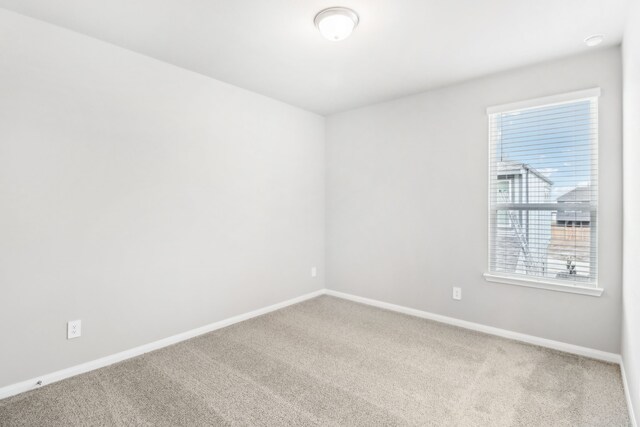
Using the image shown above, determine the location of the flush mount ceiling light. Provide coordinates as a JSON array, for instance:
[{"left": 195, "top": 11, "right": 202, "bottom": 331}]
[
  {"left": 584, "top": 34, "right": 604, "bottom": 47},
  {"left": 314, "top": 7, "right": 359, "bottom": 41}
]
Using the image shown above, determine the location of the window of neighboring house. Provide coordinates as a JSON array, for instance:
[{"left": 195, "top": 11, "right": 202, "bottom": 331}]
[
  {"left": 485, "top": 89, "right": 601, "bottom": 295},
  {"left": 496, "top": 179, "right": 511, "bottom": 228}
]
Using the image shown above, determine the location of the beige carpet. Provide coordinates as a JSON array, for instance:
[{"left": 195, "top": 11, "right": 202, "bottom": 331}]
[{"left": 0, "top": 295, "right": 630, "bottom": 426}]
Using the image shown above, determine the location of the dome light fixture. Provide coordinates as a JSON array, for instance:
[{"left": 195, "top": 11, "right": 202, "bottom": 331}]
[
  {"left": 314, "top": 7, "right": 359, "bottom": 41},
  {"left": 584, "top": 34, "right": 604, "bottom": 47}
]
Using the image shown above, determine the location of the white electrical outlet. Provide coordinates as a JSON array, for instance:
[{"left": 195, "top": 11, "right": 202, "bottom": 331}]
[
  {"left": 311, "top": 267, "right": 317, "bottom": 278},
  {"left": 67, "top": 319, "right": 81, "bottom": 339},
  {"left": 452, "top": 287, "right": 462, "bottom": 301}
]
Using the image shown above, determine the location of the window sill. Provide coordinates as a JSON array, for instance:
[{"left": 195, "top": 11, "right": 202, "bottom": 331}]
[{"left": 483, "top": 273, "right": 603, "bottom": 297}]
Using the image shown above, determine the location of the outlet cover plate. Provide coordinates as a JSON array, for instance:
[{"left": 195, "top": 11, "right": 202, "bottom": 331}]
[{"left": 67, "top": 319, "right": 81, "bottom": 339}]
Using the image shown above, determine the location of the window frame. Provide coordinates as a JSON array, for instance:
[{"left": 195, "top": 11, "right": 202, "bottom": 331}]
[{"left": 484, "top": 88, "right": 603, "bottom": 297}]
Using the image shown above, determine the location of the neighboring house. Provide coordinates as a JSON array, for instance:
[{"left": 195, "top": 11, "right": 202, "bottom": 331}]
[
  {"left": 548, "top": 186, "right": 592, "bottom": 280},
  {"left": 555, "top": 186, "right": 592, "bottom": 225},
  {"left": 494, "top": 161, "right": 553, "bottom": 277}
]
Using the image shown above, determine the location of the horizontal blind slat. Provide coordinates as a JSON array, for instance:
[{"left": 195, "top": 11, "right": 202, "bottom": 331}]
[{"left": 488, "top": 94, "right": 598, "bottom": 286}]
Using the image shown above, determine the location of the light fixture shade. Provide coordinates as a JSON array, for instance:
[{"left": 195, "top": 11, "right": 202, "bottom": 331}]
[
  {"left": 584, "top": 34, "right": 604, "bottom": 47},
  {"left": 314, "top": 7, "right": 359, "bottom": 41}
]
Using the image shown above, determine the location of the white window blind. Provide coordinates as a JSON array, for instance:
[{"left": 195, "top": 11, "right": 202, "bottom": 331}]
[{"left": 488, "top": 89, "right": 599, "bottom": 288}]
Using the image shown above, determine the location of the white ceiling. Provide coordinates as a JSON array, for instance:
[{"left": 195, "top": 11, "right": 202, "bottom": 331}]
[{"left": 0, "top": 0, "right": 629, "bottom": 115}]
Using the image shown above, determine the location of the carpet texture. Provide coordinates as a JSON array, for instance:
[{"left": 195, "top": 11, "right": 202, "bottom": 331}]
[{"left": 0, "top": 295, "right": 630, "bottom": 426}]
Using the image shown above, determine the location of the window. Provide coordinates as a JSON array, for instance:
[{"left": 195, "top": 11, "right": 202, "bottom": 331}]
[
  {"left": 485, "top": 89, "right": 601, "bottom": 296},
  {"left": 496, "top": 179, "right": 512, "bottom": 228}
]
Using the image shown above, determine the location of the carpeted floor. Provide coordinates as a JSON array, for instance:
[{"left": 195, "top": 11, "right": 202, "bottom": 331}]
[{"left": 0, "top": 295, "right": 630, "bottom": 426}]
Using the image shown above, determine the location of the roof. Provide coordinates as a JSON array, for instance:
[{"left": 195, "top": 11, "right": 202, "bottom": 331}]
[
  {"left": 556, "top": 186, "right": 592, "bottom": 222},
  {"left": 557, "top": 186, "right": 592, "bottom": 203},
  {"left": 497, "top": 160, "right": 554, "bottom": 185}
]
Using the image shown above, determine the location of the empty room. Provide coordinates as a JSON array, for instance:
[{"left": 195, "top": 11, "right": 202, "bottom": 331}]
[{"left": 0, "top": 1, "right": 639, "bottom": 425}]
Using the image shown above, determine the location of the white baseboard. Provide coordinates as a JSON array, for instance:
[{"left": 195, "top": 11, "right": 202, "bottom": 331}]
[
  {"left": 621, "top": 360, "right": 638, "bottom": 427},
  {"left": 326, "top": 289, "right": 638, "bottom": 423},
  {"left": 325, "top": 289, "right": 621, "bottom": 364},
  {"left": 0, "top": 289, "right": 325, "bottom": 401},
  {"left": 1, "top": 286, "right": 630, "bottom": 422}
]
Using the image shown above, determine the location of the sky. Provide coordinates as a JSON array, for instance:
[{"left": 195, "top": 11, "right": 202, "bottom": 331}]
[{"left": 495, "top": 99, "right": 594, "bottom": 201}]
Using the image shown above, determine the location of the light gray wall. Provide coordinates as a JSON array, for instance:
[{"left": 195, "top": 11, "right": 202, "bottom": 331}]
[
  {"left": 326, "top": 47, "right": 622, "bottom": 353},
  {"left": 622, "top": 0, "right": 640, "bottom": 419},
  {"left": 0, "top": 10, "right": 325, "bottom": 388}
]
